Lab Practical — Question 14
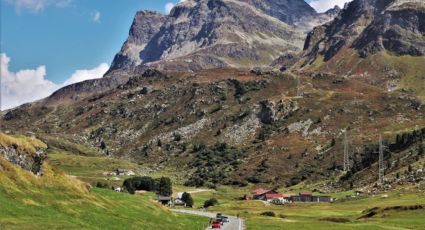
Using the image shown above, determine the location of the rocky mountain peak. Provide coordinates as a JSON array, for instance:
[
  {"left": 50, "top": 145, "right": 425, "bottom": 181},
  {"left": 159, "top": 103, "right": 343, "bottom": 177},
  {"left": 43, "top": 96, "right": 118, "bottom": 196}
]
[
  {"left": 107, "top": 0, "right": 335, "bottom": 74},
  {"left": 302, "top": 0, "right": 425, "bottom": 63}
]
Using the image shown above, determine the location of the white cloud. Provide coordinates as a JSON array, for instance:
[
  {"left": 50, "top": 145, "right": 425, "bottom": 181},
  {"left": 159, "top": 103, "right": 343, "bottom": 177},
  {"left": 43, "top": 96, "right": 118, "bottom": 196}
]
[
  {"left": 0, "top": 53, "right": 109, "bottom": 110},
  {"left": 165, "top": 0, "right": 186, "bottom": 14},
  {"left": 63, "top": 63, "right": 109, "bottom": 85},
  {"left": 165, "top": 2, "right": 175, "bottom": 14},
  {"left": 5, "top": 0, "right": 72, "bottom": 13},
  {"left": 92, "top": 10, "right": 101, "bottom": 23},
  {"left": 309, "top": 0, "right": 352, "bottom": 13}
]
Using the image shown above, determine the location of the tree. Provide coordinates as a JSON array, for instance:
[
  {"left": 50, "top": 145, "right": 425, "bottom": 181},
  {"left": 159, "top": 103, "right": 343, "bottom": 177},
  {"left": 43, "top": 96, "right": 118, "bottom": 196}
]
[
  {"left": 123, "top": 177, "right": 155, "bottom": 194},
  {"left": 203, "top": 198, "right": 218, "bottom": 208},
  {"left": 181, "top": 192, "right": 194, "bottom": 207},
  {"left": 157, "top": 177, "right": 172, "bottom": 196}
]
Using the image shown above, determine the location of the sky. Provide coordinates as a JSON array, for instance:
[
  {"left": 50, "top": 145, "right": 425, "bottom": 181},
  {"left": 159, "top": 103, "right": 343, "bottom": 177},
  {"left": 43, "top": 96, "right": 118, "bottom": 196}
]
[{"left": 0, "top": 0, "right": 352, "bottom": 110}]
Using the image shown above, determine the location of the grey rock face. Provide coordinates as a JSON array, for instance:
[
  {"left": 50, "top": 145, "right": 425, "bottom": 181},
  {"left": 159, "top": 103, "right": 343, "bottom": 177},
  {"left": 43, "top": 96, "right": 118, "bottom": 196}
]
[
  {"left": 303, "top": 0, "right": 425, "bottom": 62},
  {"left": 110, "top": 11, "right": 167, "bottom": 71},
  {"left": 108, "top": 0, "right": 325, "bottom": 73},
  {"left": 258, "top": 99, "right": 298, "bottom": 124},
  {"left": 0, "top": 146, "right": 46, "bottom": 175}
]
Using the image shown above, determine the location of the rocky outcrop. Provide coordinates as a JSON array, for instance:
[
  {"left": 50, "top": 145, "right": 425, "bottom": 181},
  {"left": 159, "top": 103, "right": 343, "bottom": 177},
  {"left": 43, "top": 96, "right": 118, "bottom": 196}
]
[
  {"left": 257, "top": 99, "right": 299, "bottom": 124},
  {"left": 0, "top": 134, "right": 47, "bottom": 175},
  {"left": 0, "top": 146, "right": 46, "bottom": 175}
]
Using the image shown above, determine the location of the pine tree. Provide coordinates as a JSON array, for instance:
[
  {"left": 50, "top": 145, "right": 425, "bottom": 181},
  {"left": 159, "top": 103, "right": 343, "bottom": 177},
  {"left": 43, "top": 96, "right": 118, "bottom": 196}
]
[{"left": 157, "top": 177, "right": 172, "bottom": 196}]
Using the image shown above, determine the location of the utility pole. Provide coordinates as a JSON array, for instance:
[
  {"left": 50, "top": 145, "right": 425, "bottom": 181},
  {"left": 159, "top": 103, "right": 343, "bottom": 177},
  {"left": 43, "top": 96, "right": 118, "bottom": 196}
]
[
  {"left": 343, "top": 130, "right": 350, "bottom": 172},
  {"left": 378, "top": 135, "right": 385, "bottom": 185}
]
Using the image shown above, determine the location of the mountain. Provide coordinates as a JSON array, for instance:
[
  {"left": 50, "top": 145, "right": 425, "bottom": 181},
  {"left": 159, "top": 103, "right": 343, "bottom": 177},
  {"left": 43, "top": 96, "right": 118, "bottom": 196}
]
[
  {"left": 2, "top": 0, "right": 425, "bottom": 191},
  {"left": 298, "top": 0, "right": 425, "bottom": 99},
  {"left": 108, "top": 0, "right": 339, "bottom": 73},
  {"left": 303, "top": 0, "right": 425, "bottom": 62}
]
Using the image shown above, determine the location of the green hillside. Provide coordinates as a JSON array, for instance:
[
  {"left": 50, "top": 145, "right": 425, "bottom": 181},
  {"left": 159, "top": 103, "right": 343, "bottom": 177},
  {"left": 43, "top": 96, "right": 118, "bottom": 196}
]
[{"left": 0, "top": 134, "right": 207, "bottom": 230}]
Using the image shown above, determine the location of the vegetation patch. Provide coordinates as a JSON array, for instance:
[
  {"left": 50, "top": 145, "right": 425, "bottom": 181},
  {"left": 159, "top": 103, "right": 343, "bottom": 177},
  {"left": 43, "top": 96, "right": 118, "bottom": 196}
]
[
  {"left": 184, "top": 143, "right": 246, "bottom": 187},
  {"left": 319, "top": 217, "right": 350, "bottom": 223}
]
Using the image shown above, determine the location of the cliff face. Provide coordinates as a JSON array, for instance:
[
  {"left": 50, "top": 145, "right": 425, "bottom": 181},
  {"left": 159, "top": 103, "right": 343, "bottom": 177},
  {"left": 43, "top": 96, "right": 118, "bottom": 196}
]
[
  {"left": 109, "top": 11, "right": 167, "bottom": 71},
  {"left": 0, "top": 133, "right": 47, "bottom": 175},
  {"left": 108, "top": 0, "right": 327, "bottom": 73}
]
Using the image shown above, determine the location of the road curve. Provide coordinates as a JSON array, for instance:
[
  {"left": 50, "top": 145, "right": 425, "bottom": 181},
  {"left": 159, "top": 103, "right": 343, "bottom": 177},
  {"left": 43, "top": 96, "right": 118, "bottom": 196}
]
[{"left": 172, "top": 209, "right": 244, "bottom": 230}]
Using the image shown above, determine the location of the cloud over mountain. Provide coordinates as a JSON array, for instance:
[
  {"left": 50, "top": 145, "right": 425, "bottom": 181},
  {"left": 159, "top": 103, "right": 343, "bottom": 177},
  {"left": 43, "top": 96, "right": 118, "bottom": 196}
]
[
  {"left": 0, "top": 53, "right": 108, "bottom": 110},
  {"left": 309, "top": 0, "right": 352, "bottom": 13}
]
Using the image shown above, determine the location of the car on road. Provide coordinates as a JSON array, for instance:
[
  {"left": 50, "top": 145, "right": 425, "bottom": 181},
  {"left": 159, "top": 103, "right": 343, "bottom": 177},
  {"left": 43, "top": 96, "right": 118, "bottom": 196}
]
[
  {"left": 222, "top": 216, "right": 229, "bottom": 223},
  {"left": 211, "top": 220, "right": 221, "bottom": 229}
]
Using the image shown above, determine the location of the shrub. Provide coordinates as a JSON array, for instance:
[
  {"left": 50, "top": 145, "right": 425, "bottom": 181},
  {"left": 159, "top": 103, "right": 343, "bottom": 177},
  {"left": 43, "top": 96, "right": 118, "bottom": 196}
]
[
  {"left": 260, "top": 211, "right": 276, "bottom": 217},
  {"left": 278, "top": 214, "right": 287, "bottom": 219},
  {"left": 203, "top": 198, "right": 218, "bottom": 208},
  {"left": 96, "top": 181, "right": 108, "bottom": 188}
]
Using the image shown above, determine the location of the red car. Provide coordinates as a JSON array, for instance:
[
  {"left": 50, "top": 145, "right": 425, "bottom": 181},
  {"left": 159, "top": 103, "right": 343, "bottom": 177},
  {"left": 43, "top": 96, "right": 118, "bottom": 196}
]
[{"left": 211, "top": 221, "right": 221, "bottom": 229}]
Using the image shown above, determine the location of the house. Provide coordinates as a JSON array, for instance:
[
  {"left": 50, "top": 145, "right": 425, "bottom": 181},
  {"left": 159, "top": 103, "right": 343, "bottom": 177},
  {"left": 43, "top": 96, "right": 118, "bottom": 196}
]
[
  {"left": 112, "top": 186, "right": 124, "bottom": 192},
  {"left": 252, "top": 188, "right": 279, "bottom": 200},
  {"left": 157, "top": 196, "right": 173, "bottom": 206},
  {"left": 177, "top": 192, "right": 185, "bottom": 199},
  {"left": 290, "top": 192, "right": 333, "bottom": 203},
  {"left": 174, "top": 198, "right": 186, "bottom": 206},
  {"left": 313, "top": 196, "right": 333, "bottom": 203},
  {"left": 265, "top": 194, "right": 284, "bottom": 202},
  {"left": 114, "top": 169, "right": 135, "bottom": 176},
  {"left": 299, "top": 192, "right": 313, "bottom": 202}
]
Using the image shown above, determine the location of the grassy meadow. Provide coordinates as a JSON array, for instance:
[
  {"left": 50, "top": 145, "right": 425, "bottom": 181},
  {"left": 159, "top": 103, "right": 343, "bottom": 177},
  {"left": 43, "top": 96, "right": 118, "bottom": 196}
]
[{"left": 0, "top": 147, "right": 208, "bottom": 230}]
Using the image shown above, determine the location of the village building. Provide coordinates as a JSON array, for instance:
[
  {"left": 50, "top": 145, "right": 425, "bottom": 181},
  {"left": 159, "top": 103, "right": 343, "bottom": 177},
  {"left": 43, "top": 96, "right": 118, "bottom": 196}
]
[
  {"left": 112, "top": 186, "right": 124, "bottom": 192},
  {"left": 174, "top": 198, "right": 186, "bottom": 206},
  {"left": 291, "top": 192, "right": 332, "bottom": 203},
  {"left": 252, "top": 188, "right": 279, "bottom": 200},
  {"left": 115, "top": 169, "right": 136, "bottom": 176}
]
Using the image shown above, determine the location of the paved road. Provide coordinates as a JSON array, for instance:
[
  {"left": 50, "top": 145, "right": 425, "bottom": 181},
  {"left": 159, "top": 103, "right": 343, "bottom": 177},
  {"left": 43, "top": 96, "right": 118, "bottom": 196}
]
[{"left": 172, "top": 209, "right": 244, "bottom": 230}]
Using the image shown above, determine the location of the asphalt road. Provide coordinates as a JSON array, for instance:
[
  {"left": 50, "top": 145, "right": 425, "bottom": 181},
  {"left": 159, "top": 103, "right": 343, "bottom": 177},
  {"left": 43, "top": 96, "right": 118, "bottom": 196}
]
[{"left": 172, "top": 209, "right": 244, "bottom": 230}]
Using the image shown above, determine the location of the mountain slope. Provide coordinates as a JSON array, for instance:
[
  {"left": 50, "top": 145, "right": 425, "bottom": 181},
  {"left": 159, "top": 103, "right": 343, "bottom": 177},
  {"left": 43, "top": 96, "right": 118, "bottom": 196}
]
[
  {"left": 303, "top": 0, "right": 425, "bottom": 62},
  {"left": 298, "top": 0, "right": 425, "bottom": 99},
  {"left": 2, "top": 68, "right": 425, "bottom": 190}
]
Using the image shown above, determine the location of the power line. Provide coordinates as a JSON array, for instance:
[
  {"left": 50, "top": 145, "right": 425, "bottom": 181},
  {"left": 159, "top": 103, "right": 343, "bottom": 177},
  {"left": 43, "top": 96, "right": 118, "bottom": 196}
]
[
  {"left": 378, "top": 134, "right": 385, "bottom": 185},
  {"left": 343, "top": 130, "right": 350, "bottom": 172},
  {"left": 296, "top": 76, "right": 302, "bottom": 97}
]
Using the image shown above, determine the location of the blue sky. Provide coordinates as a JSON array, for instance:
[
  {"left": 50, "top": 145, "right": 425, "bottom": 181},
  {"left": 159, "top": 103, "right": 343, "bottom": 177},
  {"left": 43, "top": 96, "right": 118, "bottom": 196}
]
[
  {"left": 1, "top": 0, "right": 179, "bottom": 83},
  {"left": 0, "top": 0, "right": 349, "bottom": 110}
]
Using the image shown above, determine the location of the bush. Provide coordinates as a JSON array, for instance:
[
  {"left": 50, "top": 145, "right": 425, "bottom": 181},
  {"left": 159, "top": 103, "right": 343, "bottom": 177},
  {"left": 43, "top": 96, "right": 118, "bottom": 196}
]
[
  {"left": 278, "top": 214, "right": 287, "bottom": 219},
  {"left": 123, "top": 176, "right": 172, "bottom": 196},
  {"left": 203, "top": 198, "right": 218, "bottom": 208},
  {"left": 260, "top": 211, "right": 276, "bottom": 217},
  {"left": 95, "top": 181, "right": 109, "bottom": 188},
  {"left": 181, "top": 192, "right": 194, "bottom": 207}
]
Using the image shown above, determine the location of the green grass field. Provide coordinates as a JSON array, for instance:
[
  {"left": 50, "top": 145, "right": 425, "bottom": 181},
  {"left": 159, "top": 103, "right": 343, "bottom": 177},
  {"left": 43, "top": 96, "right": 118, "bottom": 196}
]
[
  {"left": 184, "top": 186, "right": 425, "bottom": 230},
  {"left": 0, "top": 155, "right": 208, "bottom": 230},
  {"left": 44, "top": 147, "right": 425, "bottom": 230}
]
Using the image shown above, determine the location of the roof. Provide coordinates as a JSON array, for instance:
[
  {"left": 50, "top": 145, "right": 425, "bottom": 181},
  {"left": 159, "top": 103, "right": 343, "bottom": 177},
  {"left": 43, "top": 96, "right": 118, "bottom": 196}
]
[
  {"left": 282, "top": 194, "right": 292, "bottom": 198},
  {"left": 157, "top": 196, "right": 172, "bottom": 201},
  {"left": 299, "top": 192, "right": 313, "bottom": 196},
  {"left": 265, "top": 194, "right": 285, "bottom": 199},
  {"left": 252, "top": 188, "right": 270, "bottom": 195}
]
